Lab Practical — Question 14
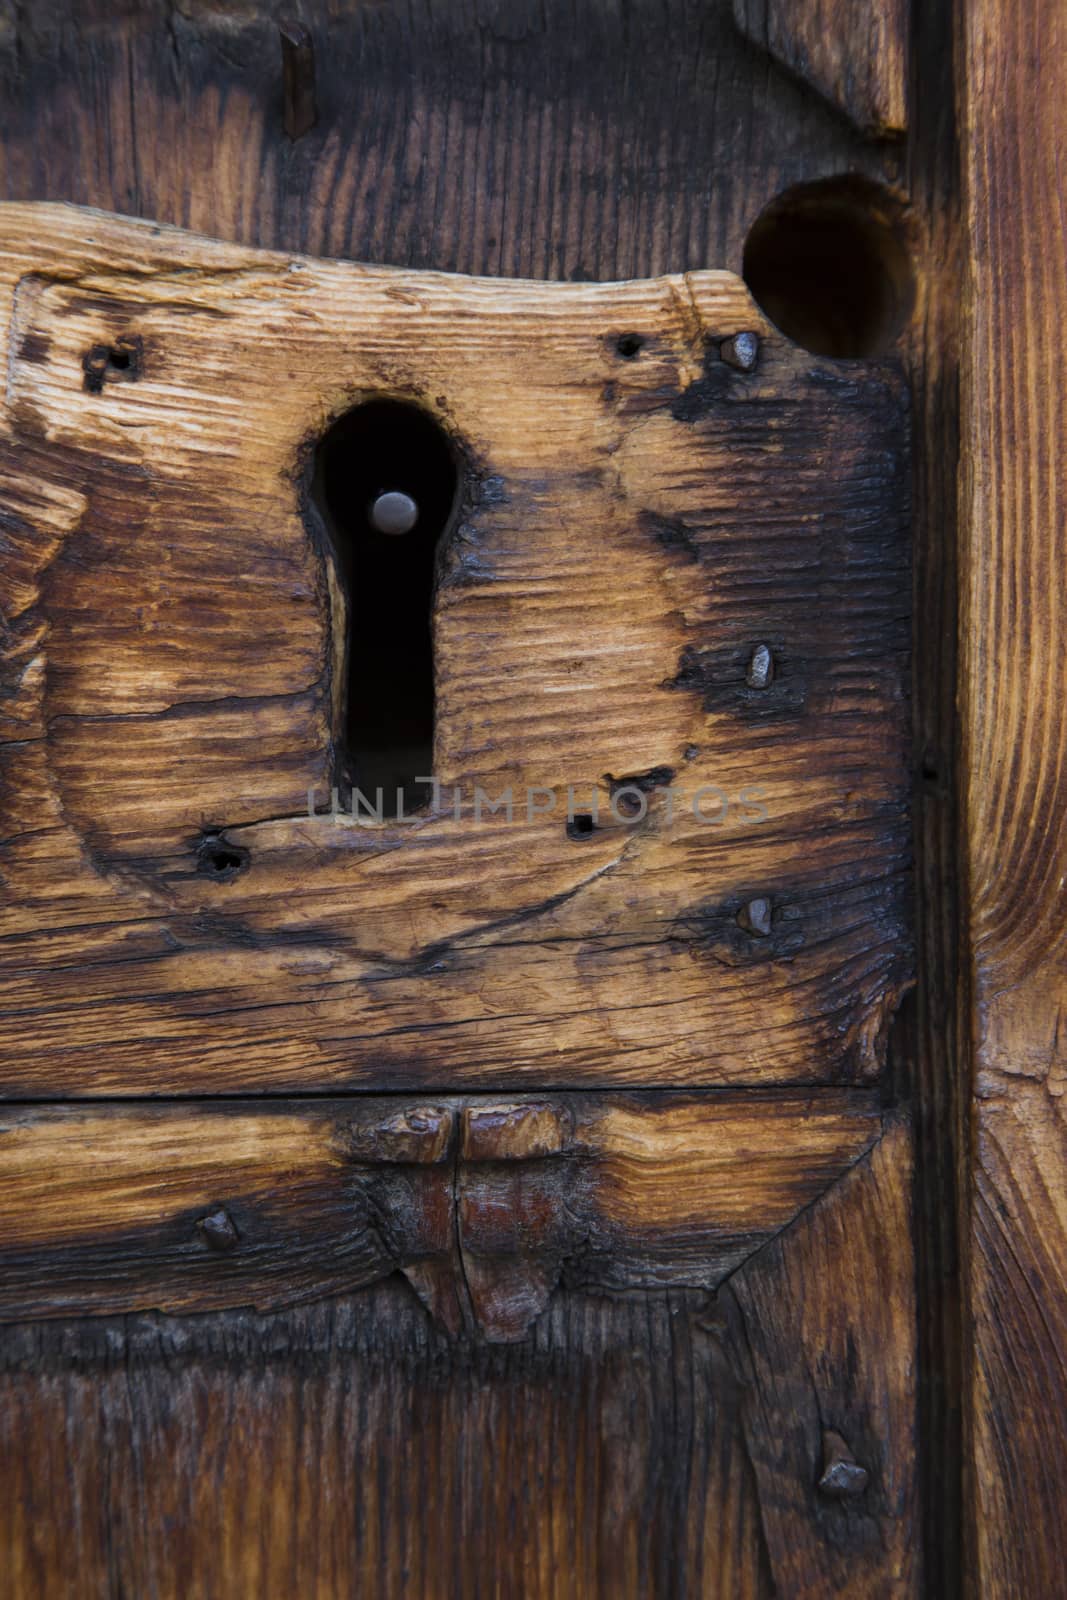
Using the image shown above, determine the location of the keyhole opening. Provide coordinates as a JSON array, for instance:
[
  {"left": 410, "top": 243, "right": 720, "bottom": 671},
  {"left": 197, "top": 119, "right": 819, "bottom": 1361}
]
[{"left": 311, "top": 398, "right": 461, "bottom": 817}]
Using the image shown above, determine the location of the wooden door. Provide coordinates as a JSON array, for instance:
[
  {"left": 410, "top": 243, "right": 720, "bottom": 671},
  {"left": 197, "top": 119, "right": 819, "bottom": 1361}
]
[{"left": 0, "top": 2, "right": 1060, "bottom": 1596}]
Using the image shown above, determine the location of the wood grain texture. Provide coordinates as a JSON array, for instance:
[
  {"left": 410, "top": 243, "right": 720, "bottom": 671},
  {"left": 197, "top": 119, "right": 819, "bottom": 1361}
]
[
  {"left": 0, "top": 203, "right": 912, "bottom": 1094},
  {"left": 0, "top": 1286, "right": 771, "bottom": 1600},
  {"left": 0, "top": 0, "right": 897, "bottom": 284},
  {"left": 958, "top": 0, "right": 1067, "bottom": 1587},
  {"left": 900, "top": 0, "right": 965, "bottom": 1589},
  {"left": 721, "top": 1115, "right": 919, "bottom": 1596},
  {"left": 0, "top": 1090, "right": 884, "bottom": 1334},
  {"left": 0, "top": 4, "right": 932, "bottom": 1594},
  {"left": 732, "top": 0, "right": 909, "bottom": 138},
  {"left": 0, "top": 1116, "right": 916, "bottom": 1599}
]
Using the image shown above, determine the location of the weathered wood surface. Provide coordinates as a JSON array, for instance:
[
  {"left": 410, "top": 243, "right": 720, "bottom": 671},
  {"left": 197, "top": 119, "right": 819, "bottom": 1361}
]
[
  {"left": 957, "top": 0, "right": 1067, "bottom": 1590},
  {"left": 0, "top": 0, "right": 895, "bottom": 284},
  {"left": 720, "top": 1116, "right": 919, "bottom": 1597},
  {"left": 0, "top": 1119, "right": 918, "bottom": 1600},
  {"left": 902, "top": 2, "right": 965, "bottom": 1589},
  {"left": 0, "top": 2, "right": 932, "bottom": 1595},
  {"left": 0, "top": 1090, "right": 884, "bottom": 1334},
  {"left": 733, "top": 0, "right": 909, "bottom": 138},
  {"left": 0, "top": 203, "right": 912, "bottom": 1094}
]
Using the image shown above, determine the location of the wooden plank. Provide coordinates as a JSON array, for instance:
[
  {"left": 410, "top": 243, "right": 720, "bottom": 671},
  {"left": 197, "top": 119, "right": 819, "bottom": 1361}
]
[
  {"left": 902, "top": 2, "right": 966, "bottom": 1588},
  {"left": 0, "top": 0, "right": 888, "bottom": 282},
  {"left": 721, "top": 1115, "right": 919, "bottom": 1596},
  {"left": 0, "top": 203, "right": 912, "bottom": 1094},
  {"left": 956, "top": 0, "right": 1067, "bottom": 1590},
  {"left": 0, "top": 1284, "right": 771, "bottom": 1600},
  {"left": 0, "top": 1117, "right": 916, "bottom": 1599},
  {"left": 732, "top": 0, "right": 908, "bottom": 138},
  {"left": 0, "top": 1091, "right": 884, "bottom": 1333}
]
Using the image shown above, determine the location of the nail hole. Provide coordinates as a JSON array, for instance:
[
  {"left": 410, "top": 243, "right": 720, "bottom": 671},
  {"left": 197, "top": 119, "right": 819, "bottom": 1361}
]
[
  {"left": 742, "top": 177, "right": 913, "bottom": 358},
  {"left": 615, "top": 333, "right": 645, "bottom": 360},
  {"left": 82, "top": 336, "right": 142, "bottom": 393},
  {"left": 197, "top": 836, "right": 249, "bottom": 880},
  {"left": 310, "top": 399, "right": 461, "bottom": 818},
  {"left": 567, "top": 813, "right": 596, "bottom": 840}
]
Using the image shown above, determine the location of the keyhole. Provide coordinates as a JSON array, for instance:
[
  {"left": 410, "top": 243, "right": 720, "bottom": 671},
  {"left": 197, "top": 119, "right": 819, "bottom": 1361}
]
[{"left": 310, "top": 399, "right": 461, "bottom": 816}]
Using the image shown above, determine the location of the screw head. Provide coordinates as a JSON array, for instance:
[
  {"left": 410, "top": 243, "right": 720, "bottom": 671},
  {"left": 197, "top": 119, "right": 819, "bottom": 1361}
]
[
  {"left": 721, "top": 331, "right": 759, "bottom": 372},
  {"left": 370, "top": 490, "right": 419, "bottom": 536}
]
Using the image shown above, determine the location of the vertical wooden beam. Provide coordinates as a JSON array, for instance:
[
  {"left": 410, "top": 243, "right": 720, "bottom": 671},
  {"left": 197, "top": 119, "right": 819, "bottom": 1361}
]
[
  {"left": 958, "top": 0, "right": 1067, "bottom": 1590},
  {"left": 906, "top": 0, "right": 964, "bottom": 1588}
]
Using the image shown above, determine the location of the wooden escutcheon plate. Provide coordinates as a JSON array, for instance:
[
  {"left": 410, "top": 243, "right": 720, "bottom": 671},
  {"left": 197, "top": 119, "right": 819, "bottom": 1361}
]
[{"left": 0, "top": 204, "right": 911, "bottom": 1095}]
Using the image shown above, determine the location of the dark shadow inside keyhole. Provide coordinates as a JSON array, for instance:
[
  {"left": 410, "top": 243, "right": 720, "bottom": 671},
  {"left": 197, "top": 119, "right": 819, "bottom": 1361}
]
[{"left": 311, "top": 399, "right": 461, "bottom": 816}]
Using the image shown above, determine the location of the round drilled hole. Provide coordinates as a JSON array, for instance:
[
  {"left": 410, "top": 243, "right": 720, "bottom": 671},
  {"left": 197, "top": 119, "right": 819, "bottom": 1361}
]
[{"left": 742, "top": 177, "right": 913, "bottom": 358}]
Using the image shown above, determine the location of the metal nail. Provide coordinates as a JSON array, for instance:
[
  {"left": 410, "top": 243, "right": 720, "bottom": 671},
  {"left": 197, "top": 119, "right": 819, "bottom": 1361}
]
[
  {"left": 746, "top": 643, "right": 774, "bottom": 689},
  {"left": 738, "top": 897, "right": 773, "bottom": 937},
  {"left": 721, "top": 331, "right": 759, "bottom": 372},
  {"left": 817, "top": 1430, "right": 869, "bottom": 1499},
  {"left": 196, "top": 1207, "right": 240, "bottom": 1251}
]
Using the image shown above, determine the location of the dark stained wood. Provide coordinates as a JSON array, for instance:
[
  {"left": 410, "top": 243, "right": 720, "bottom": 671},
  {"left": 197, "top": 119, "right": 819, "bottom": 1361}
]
[
  {"left": 278, "top": 19, "right": 317, "bottom": 142},
  {"left": 900, "top": 0, "right": 965, "bottom": 1590},
  {"left": 721, "top": 1116, "right": 920, "bottom": 1596},
  {"left": 0, "top": 0, "right": 896, "bottom": 284},
  {"left": 0, "top": 204, "right": 912, "bottom": 1094},
  {"left": 0, "top": 1117, "right": 917, "bottom": 1598},
  {"left": 0, "top": 1285, "right": 773, "bottom": 1600},
  {"left": 957, "top": 0, "right": 1067, "bottom": 1587},
  {"left": 733, "top": 0, "right": 909, "bottom": 137}
]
